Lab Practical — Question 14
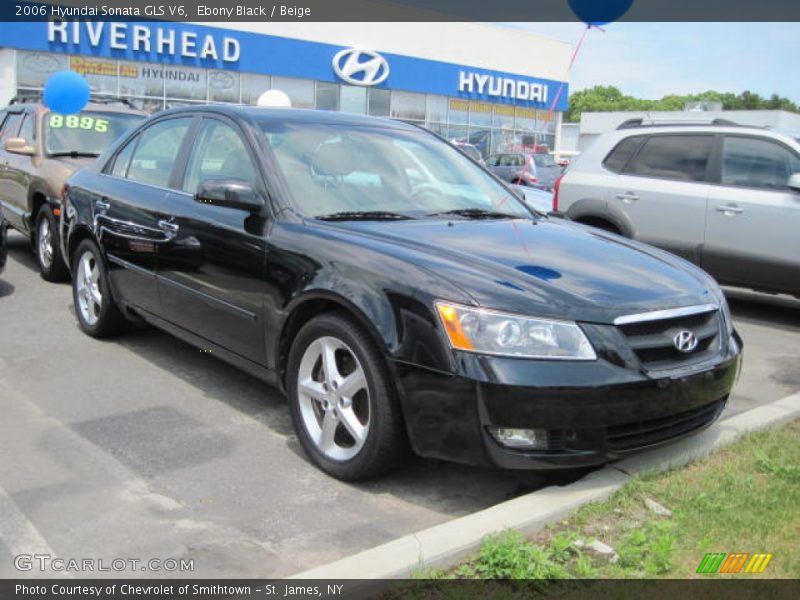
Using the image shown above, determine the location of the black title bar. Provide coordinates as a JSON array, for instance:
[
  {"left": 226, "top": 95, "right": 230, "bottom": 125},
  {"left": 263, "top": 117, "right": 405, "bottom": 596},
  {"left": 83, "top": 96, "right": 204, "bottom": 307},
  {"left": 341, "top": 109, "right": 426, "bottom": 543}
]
[{"left": 4, "top": 0, "right": 800, "bottom": 22}]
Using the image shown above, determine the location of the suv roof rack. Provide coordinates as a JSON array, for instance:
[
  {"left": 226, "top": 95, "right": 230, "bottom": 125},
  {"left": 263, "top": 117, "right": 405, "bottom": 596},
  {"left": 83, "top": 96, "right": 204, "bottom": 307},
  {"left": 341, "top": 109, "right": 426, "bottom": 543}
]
[{"left": 616, "top": 117, "right": 744, "bottom": 130}]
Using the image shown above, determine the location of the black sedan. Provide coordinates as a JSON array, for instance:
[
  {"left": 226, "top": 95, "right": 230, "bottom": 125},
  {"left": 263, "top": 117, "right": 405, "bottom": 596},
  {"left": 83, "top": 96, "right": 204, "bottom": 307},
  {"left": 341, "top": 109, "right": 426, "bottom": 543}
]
[{"left": 61, "top": 106, "right": 742, "bottom": 480}]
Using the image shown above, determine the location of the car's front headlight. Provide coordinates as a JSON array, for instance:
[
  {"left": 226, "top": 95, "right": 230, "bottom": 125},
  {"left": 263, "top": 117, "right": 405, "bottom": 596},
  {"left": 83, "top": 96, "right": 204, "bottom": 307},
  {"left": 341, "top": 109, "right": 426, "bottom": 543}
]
[{"left": 435, "top": 301, "right": 596, "bottom": 360}]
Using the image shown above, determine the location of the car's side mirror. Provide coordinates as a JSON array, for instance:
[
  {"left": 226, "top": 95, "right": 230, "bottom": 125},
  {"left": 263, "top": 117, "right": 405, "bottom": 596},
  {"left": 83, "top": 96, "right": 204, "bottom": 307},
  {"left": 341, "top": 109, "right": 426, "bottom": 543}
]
[
  {"left": 4, "top": 137, "right": 35, "bottom": 156},
  {"left": 788, "top": 173, "right": 800, "bottom": 193},
  {"left": 194, "top": 179, "right": 264, "bottom": 212}
]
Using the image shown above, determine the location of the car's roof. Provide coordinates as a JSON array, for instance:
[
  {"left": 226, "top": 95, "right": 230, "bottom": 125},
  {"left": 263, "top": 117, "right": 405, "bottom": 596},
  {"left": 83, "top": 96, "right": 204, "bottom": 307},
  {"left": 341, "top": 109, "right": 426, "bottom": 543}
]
[{"left": 154, "top": 104, "right": 418, "bottom": 131}]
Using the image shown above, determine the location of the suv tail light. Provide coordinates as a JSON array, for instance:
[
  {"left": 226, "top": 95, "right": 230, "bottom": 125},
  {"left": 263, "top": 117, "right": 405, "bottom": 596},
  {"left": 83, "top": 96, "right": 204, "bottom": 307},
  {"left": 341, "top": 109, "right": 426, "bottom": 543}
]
[{"left": 552, "top": 173, "right": 564, "bottom": 212}]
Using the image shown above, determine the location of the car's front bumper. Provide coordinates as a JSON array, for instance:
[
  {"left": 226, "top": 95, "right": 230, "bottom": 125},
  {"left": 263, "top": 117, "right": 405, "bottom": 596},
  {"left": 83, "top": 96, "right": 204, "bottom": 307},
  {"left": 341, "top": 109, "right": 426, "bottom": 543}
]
[{"left": 393, "top": 333, "right": 742, "bottom": 470}]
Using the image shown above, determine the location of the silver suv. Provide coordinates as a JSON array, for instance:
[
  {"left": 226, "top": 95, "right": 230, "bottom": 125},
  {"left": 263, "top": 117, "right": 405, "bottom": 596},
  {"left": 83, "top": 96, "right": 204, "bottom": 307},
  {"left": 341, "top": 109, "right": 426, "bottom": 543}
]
[{"left": 555, "top": 121, "right": 800, "bottom": 298}]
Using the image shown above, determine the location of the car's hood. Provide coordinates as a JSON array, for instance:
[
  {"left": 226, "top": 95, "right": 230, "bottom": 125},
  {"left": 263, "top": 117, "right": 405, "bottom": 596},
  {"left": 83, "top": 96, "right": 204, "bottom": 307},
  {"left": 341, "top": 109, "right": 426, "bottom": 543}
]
[{"left": 328, "top": 217, "right": 719, "bottom": 323}]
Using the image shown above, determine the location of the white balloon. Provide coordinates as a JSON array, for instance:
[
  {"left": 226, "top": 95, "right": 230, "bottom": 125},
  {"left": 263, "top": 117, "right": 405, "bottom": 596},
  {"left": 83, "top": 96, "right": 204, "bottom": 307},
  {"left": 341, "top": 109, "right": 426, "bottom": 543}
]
[{"left": 256, "top": 90, "right": 292, "bottom": 108}]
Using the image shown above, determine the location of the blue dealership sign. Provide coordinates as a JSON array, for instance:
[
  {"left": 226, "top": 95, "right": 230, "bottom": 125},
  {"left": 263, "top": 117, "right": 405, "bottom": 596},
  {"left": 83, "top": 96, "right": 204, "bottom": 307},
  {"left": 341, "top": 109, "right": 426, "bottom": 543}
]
[{"left": 0, "top": 21, "right": 569, "bottom": 111}]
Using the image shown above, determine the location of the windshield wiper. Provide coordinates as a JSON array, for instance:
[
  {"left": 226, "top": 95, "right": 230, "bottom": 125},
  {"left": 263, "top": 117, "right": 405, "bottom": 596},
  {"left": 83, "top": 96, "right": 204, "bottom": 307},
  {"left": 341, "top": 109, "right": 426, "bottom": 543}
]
[
  {"left": 48, "top": 151, "right": 100, "bottom": 158},
  {"left": 315, "top": 211, "right": 415, "bottom": 221},
  {"left": 426, "top": 208, "right": 520, "bottom": 220}
]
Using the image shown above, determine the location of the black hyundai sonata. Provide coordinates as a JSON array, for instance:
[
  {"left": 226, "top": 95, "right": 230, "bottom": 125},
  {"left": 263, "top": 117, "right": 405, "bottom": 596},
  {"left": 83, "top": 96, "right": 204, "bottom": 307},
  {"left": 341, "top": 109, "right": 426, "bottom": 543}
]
[{"left": 61, "top": 106, "right": 742, "bottom": 480}]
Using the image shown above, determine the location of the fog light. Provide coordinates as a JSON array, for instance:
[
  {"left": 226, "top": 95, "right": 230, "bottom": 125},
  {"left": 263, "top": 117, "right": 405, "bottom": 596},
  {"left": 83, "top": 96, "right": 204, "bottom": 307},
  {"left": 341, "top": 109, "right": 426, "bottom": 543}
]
[{"left": 489, "top": 427, "right": 549, "bottom": 450}]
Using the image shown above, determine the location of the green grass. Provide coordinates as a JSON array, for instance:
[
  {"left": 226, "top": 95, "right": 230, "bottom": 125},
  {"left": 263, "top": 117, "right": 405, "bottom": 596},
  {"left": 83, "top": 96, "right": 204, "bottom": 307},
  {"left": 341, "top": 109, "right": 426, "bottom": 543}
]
[{"left": 409, "top": 419, "right": 800, "bottom": 583}]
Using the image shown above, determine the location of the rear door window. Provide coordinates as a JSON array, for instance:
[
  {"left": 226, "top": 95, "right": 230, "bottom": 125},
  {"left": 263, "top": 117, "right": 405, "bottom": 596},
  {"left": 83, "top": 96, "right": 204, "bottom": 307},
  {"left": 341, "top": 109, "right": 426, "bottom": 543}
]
[
  {"left": 721, "top": 136, "right": 800, "bottom": 190},
  {"left": 109, "top": 135, "right": 138, "bottom": 178},
  {"left": 0, "top": 113, "right": 23, "bottom": 142},
  {"left": 126, "top": 118, "right": 192, "bottom": 188},
  {"left": 603, "top": 136, "right": 645, "bottom": 173},
  {"left": 624, "top": 135, "right": 713, "bottom": 182}
]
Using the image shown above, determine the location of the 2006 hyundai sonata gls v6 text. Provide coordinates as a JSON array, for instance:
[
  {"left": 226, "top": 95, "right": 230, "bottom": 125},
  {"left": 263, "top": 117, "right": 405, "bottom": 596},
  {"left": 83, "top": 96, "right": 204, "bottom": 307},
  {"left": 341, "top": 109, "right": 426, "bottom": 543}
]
[{"left": 61, "top": 106, "right": 742, "bottom": 480}]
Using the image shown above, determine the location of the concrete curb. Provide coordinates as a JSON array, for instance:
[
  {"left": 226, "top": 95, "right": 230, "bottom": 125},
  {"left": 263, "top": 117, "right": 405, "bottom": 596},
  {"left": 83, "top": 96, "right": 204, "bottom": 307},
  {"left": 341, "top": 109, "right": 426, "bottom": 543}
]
[{"left": 289, "top": 392, "right": 800, "bottom": 579}]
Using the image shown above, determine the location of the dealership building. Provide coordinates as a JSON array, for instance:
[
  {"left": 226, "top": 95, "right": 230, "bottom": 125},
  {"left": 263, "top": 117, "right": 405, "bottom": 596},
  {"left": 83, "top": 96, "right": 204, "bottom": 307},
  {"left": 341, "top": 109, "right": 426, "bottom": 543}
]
[{"left": 0, "top": 21, "right": 570, "bottom": 155}]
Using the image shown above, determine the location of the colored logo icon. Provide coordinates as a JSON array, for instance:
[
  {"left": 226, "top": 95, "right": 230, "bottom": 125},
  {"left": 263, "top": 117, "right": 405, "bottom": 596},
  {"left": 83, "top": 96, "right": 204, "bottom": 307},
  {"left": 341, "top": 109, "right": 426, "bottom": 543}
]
[{"left": 697, "top": 553, "right": 773, "bottom": 574}]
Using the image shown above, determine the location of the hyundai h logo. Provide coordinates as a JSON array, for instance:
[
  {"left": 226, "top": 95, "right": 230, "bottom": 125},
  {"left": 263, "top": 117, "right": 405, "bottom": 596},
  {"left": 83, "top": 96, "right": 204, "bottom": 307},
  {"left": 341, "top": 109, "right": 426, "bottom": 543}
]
[
  {"left": 332, "top": 48, "right": 390, "bottom": 86},
  {"left": 673, "top": 330, "right": 699, "bottom": 353}
]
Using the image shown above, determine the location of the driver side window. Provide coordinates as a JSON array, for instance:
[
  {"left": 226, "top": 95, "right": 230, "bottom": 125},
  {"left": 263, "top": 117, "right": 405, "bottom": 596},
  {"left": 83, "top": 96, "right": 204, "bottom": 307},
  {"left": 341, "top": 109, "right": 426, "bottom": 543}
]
[{"left": 182, "top": 119, "right": 258, "bottom": 195}]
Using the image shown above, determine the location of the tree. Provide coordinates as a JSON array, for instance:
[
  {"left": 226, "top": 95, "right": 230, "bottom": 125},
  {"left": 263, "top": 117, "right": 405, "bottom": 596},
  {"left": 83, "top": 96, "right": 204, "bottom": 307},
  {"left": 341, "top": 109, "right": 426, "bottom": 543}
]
[{"left": 564, "top": 86, "right": 799, "bottom": 122}]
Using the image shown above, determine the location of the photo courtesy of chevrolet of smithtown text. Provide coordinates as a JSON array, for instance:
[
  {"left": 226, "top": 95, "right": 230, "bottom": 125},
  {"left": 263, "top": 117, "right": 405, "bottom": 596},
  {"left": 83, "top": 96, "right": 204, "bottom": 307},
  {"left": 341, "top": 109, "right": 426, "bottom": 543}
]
[{"left": 0, "top": 0, "right": 798, "bottom": 599}]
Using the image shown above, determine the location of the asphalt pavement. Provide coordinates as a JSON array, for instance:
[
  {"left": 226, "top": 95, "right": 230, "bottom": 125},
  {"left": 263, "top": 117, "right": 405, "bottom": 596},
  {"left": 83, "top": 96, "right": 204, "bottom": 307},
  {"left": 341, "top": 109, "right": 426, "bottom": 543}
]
[{"left": 0, "top": 230, "right": 798, "bottom": 578}]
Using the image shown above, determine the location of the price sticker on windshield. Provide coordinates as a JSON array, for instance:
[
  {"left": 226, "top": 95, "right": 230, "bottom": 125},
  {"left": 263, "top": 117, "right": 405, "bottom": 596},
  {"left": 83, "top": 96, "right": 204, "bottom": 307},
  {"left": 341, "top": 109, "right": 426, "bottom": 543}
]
[{"left": 49, "top": 114, "right": 109, "bottom": 133}]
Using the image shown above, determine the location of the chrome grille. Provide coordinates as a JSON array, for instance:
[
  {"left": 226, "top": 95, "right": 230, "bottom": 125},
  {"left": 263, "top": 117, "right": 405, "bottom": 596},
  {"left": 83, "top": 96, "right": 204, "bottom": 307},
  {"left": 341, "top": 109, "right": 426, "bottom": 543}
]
[{"left": 616, "top": 305, "right": 722, "bottom": 371}]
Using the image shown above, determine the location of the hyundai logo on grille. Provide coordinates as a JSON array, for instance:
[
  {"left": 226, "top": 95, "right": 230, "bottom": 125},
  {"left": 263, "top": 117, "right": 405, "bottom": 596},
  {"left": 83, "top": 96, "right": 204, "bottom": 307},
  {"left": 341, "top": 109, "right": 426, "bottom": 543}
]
[
  {"left": 673, "top": 330, "right": 699, "bottom": 353},
  {"left": 332, "top": 48, "right": 390, "bottom": 86}
]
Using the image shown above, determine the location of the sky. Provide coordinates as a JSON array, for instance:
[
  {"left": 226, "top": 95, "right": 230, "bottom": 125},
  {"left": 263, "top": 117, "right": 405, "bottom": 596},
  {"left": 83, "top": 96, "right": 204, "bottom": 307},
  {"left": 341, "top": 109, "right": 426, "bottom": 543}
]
[{"left": 505, "top": 22, "right": 800, "bottom": 103}]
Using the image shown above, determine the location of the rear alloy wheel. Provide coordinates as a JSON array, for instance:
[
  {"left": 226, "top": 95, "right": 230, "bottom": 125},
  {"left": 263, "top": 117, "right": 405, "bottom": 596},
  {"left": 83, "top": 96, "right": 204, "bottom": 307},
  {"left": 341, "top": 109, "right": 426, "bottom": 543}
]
[
  {"left": 35, "top": 206, "right": 69, "bottom": 282},
  {"left": 72, "top": 239, "right": 127, "bottom": 338},
  {"left": 287, "top": 313, "right": 406, "bottom": 480}
]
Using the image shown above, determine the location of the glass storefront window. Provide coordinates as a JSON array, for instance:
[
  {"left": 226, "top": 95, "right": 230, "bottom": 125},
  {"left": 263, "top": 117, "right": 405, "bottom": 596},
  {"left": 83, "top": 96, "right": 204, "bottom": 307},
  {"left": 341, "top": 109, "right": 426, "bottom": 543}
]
[
  {"left": 70, "top": 56, "right": 118, "bottom": 96},
  {"left": 119, "top": 61, "right": 164, "bottom": 99},
  {"left": 368, "top": 88, "right": 391, "bottom": 116},
  {"left": 426, "top": 95, "right": 448, "bottom": 124},
  {"left": 340, "top": 85, "right": 367, "bottom": 114},
  {"left": 316, "top": 82, "right": 339, "bottom": 111},
  {"left": 272, "top": 76, "right": 314, "bottom": 108},
  {"left": 468, "top": 101, "right": 493, "bottom": 128},
  {"left": 241, "top": 73, "right": 272, "bottom": 105},
  {"left": 16, "top": 51, "right": 68, "bottom": 88},
  {"left": 209, "top": 70, "right": 240, "bottom": 103},
  {"left": 391, "top": 91, "right": 425, "bottom": 121},
  {"left": 12, "top": 50, "right": 564, "bottom": 148},
  {"left": 164, "top": 65, "right": 207, "bottom": 101}
]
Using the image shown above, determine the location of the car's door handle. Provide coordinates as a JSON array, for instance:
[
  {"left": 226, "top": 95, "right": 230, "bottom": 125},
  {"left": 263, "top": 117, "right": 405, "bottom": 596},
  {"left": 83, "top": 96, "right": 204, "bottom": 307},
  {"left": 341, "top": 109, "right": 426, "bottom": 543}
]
[
  {"left": 95, "top": 199, "right": 110, "bottom": 211},
  {"left": 157, "top": 220, "right": 179, "bottom": 233},
  {"left": 615, "top": 192, "right": 639, "bottom": 202},
  {"left": 716, "top": 204, "right": 744, "bottom": 215}
]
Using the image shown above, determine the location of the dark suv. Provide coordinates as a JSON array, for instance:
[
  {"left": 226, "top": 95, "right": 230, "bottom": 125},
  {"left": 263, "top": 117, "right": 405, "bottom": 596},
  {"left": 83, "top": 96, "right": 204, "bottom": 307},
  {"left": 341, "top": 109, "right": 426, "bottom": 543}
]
[
  {"left": 0, "top": 99, "right": 144, "bottom": 280},
  {"left": 62, "top": 106, "right": 742, "bottom": 480}
]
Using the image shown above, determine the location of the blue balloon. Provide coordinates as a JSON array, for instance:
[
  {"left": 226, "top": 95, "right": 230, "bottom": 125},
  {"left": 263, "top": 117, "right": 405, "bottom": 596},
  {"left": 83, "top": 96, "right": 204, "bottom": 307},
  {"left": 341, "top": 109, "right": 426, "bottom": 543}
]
[
  {"left": 568, "top": 0, "right": 634, "bottom": 26},
  {"left": 43, "top": 71, "right": 91, "bottom": 115}
]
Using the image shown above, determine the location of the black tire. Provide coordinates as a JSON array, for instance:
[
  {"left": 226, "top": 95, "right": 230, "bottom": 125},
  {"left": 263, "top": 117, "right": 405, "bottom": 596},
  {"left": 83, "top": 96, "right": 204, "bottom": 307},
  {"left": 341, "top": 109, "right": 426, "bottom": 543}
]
[
  {"left": 71, "top": 238, "right": 128, "bottom": 338},
  {"left": 286, "top": 312, "right": 407, "bottom": 481},
  {"left": 35, "top": 206, "right": 69, "bottom": 282}
]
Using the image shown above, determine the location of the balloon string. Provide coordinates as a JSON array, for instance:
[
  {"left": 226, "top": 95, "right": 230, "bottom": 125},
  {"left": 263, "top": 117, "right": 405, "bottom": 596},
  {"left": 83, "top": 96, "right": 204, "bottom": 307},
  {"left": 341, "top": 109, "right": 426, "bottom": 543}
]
[{"left": 546, "top": 24, "right": 592, "bottom": 123}]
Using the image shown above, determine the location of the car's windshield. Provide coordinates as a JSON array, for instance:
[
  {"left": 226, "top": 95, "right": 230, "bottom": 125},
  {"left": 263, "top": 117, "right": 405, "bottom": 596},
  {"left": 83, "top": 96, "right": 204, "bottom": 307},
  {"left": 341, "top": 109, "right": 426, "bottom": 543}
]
[
  {"left": 44, "top": 111, "right": 144, "bottom": 156},
  {"left": 260, "top": 122, "right": 531, "bottom": 219},
  {"left": 533, "top": 154, "right": 558, "bottom": 168}
]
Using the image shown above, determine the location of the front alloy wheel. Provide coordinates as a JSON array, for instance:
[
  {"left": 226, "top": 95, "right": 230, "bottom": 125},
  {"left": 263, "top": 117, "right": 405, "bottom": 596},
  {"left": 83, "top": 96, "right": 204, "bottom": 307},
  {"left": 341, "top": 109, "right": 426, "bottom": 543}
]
[
  {"left": 35, "top": 206, "right": 69, "bottom": 282},
  {"left": 297, "top": 336, "right": 371, "bottom": 462},
  {"left": 71, "top": 239, "right": 127, "bottom": 338},
  {"left": 287, "top": 313, "right": 406, "bottom": 480},
  {"left": 75, "top": 250, "right": 102, "bottom": 327}
]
